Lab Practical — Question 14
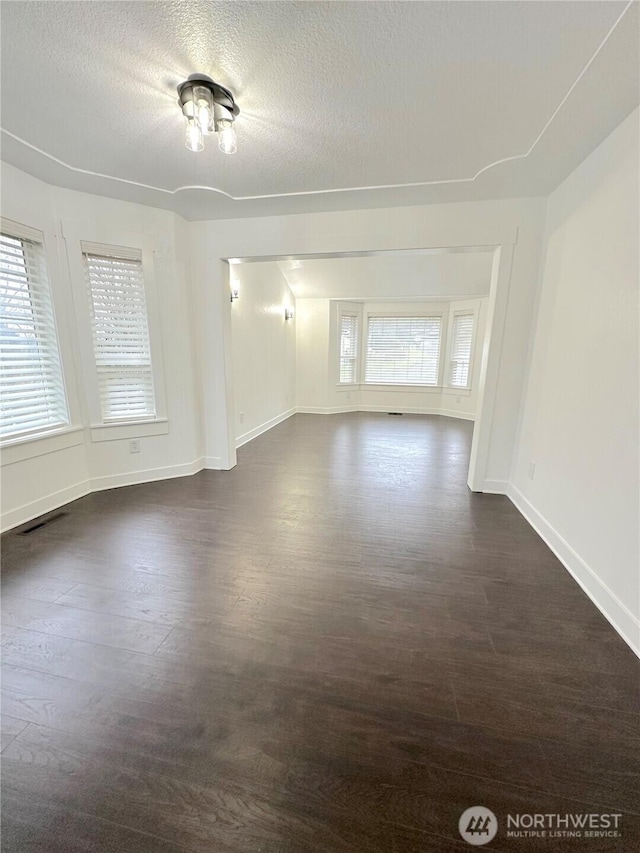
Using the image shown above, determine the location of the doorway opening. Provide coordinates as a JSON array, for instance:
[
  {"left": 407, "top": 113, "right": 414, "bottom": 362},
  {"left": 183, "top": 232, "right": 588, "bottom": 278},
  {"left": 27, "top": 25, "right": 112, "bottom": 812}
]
[{"left": 219, "top": 242, "right": 514, "bottom": 492}]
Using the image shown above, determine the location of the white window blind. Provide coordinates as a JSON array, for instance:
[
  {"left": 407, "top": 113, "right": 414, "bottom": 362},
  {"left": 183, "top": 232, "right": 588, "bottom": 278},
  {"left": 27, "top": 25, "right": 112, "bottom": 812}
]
[
  {"left": 365, "top": 315, "right": 442, "bottom": 386},
  {"left": 339, "top": 313, "right": 358, "bottom": 383},
  {"left": 448, "top": 313, "right": 475, "bottom": 388},
  {"left": 83, "top": 245, "right": 156, "bottom": 422},
  {"left": 0, "top": 224, "right": 69, "bottom": 441}
]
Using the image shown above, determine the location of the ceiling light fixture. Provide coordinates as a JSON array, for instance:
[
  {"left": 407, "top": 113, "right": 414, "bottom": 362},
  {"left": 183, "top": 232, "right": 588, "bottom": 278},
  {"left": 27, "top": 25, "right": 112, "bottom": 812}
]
[{"left": 177, "top": 74, "right": 239, "bottom": 154}]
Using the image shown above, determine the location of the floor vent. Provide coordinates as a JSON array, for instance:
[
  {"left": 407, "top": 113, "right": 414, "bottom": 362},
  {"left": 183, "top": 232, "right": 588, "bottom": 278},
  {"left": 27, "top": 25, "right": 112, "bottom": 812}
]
[
  {"left": 17, "top": 512, "right": 68, "bottom": 535},
  {"left": 388, "top": 412, "right": 404, "bottom": 416}
]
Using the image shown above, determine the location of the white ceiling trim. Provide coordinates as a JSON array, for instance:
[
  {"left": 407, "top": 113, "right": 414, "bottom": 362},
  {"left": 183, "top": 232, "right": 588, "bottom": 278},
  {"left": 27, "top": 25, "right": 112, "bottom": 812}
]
[{"left": 1, "top": 1, "right": 632, "bottom": 203}]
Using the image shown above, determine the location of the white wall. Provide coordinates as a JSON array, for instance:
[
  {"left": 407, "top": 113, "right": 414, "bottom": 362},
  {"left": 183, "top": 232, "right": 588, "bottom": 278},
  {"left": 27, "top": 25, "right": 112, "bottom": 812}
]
[
  {"left": 296, "top": 299, "right": 331, "bottom": 412},
  {"left": 296, "top": 297, "right": 488, "bottom": 419},
  {"left": 231, "top": 262, "right": 296, "bottom": 446},
  {"left": 0, "top": 163, "right": 201, "bottom": 530},
  {"left": 511, "top": 107, "right": 640, "bottom": 654}
]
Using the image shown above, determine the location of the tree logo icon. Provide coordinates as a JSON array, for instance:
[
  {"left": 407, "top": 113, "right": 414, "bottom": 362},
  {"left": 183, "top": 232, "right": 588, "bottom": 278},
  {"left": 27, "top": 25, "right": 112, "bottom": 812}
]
[{"left": 459, "top": 806, "right": 498, "bottom": 845}]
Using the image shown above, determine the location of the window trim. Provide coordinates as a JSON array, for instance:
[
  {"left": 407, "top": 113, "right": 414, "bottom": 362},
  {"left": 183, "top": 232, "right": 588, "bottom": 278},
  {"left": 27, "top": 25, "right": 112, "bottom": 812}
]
[
  {"left": 337, "top": 309, "right": 360, "bottom": 385},
  {"left": 63, "top": 222, "right": 168, "bottom": 440},
  {"left": 0, "top": 217, "right": 72, "bottom": 447},
  {"left": 333, "top": 301, "right": 363, "bottom": 388},
  {"left": 443, "top": 301, "right": 481, "bottom": 396},
  {"left": 447, "top": 311, "right": 475, "bottom": 390},
  {"left": 82, "top": 245, "right": 156, "bottom": 424}
]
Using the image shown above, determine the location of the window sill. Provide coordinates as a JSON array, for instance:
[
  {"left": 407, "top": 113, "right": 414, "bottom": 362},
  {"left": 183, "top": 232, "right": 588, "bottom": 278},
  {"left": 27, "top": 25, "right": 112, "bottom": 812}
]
[
  {"left": 336, "top": 383, "right": 443, "bottom": 392},
  {"left": 89, "top": 418, "right": 169, "bottom": 443},
  {"left": 362, "top": 384, "right": 442, "bottom": 393},
  {"left": 1, "top": 426, "right": 85, "bottom": 466},
  {"left": 442, "top": 387, "right": 472, "bottom": 397}
]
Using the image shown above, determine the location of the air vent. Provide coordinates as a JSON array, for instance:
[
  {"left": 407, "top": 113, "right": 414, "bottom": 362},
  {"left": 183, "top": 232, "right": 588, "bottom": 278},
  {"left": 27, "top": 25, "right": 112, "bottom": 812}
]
[
  {"left": 388, "top": 412, "right": 404, "bottom": 416},
  {"left": 17, "top": 512, "right": 68, "bottom": 535}
]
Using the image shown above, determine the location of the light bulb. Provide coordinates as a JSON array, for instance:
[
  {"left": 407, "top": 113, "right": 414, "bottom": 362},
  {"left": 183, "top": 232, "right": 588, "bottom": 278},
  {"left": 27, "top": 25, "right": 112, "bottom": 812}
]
[
  {"left": 217, "top": 119, "right": 237, "bottom": 154},
  {"left": 193, "top": 85, "right": 214, "bottom": 134},
  {"left": 185, "top": 119, "right": 204, "bottom": 152},
  {"left": 198, "top": 104, "right": 213, "bottom": 134}
]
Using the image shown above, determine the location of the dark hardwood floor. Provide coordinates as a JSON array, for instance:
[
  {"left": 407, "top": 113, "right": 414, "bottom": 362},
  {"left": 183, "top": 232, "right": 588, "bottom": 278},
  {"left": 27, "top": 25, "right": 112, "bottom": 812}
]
[{"left": 1, "top": 413, "right": 639, "bottom": 852}]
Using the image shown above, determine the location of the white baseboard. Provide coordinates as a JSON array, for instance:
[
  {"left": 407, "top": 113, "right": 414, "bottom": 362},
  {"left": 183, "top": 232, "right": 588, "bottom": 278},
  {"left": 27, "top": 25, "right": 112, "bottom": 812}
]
[
  {"left": 296, "top": 405, "right": 475, "bottom": 419},
  {"left": 203, "top": 456, "right": 223, "bottom": 470},
  {"left": 1, "top": 480, "right": 91, "bottom": 533},
  {"left": 358, "top": 404, "right": 441, "bottom": 415},
  {"left": 296, "top": 406, "right": 355, "bottom": 414},
  {"left": 439, "top": 408, "right": 476, "bottom": 421},
  {"left": 89, "top": 459, "right": 205, "bottom": 492},
  {"left": 1, "top": 461, "right": 207, "bottom": 532},
  {"left": 508, "top": 484, "right": 640, "bottom": 659},
  {"left": 482, "top": 479, "right": 509, "bottom": 495},
  {"left": 236, "top": 408, "right": 296, "bottom": 448}
]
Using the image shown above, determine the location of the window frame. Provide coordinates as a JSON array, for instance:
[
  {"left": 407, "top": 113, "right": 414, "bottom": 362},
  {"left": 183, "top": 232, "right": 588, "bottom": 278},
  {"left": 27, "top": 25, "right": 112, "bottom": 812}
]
[
  {"left": 443, "top": 301, "right": 481, "bottom": 397},
  {"left": 0, "top": 217, "right": 73, "bottom": 447},
  {"left": 83, "top": 244, "right": 157, "bottom": 425},
  {"left": 63, "top": 224, "right": 168, "bottom": 442},
  {"left": 447, "top": 311, "right": 476, "bottom": 391},
  {"left": 363, "top": 309, "right": 447, "bottom": 389},
  {"left": 337, "top": 309, "right": 360, "bottom": 385}
]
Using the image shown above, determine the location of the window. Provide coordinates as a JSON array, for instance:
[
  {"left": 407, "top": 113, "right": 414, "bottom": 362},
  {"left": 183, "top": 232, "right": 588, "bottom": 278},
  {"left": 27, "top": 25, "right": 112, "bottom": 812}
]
[
  {"left": 0, "top": 222, "right": 69, "bottom": 442},
  {"left": 83, "top": 244, "right": 156, "bottom": 422},
  {"left": 365, "top": 315, "right": 442, "bottom": 386},
  {"left": 448, "top": 312, "right": 475, "bottom": 388},
  {"left": 339, "top": 313, "right": 359, "bottom": 383}
]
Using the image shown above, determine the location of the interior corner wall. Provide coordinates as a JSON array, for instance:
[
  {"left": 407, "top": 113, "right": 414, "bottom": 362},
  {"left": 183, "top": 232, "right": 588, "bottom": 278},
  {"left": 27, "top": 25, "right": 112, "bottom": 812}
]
[
  {"left": 231, "top": 263, "right": 296, "bottom": 446},
  {"left": 511, "top": 107, "right": 640, "bottom": 654},
  {"left": 0, "top": 162, "right": 201, "bottom": 530}
]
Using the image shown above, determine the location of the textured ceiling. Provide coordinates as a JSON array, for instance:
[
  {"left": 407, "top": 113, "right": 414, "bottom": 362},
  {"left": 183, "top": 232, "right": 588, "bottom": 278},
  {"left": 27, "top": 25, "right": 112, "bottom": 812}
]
[
  {"left": 275, "top": 251, "right": 494, "bottom": 301},
  {"left": 1, "top": 1, "right": 638, "bottom": 219}
]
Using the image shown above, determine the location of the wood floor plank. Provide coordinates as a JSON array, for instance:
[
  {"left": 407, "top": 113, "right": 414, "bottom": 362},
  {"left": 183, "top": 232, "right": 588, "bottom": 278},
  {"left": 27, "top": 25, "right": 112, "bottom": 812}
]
[
  {"left": 54, "top": 581, "right": 242, "bottom": 629},
  {"left": 1, "top": 714, "right": 29, "bottom": 752},
  {"left": 1, "top": 792, "right": 194, "bottom": 853},
  {"left": 1, "top": 596, "right": 171, "bottom": 654}
]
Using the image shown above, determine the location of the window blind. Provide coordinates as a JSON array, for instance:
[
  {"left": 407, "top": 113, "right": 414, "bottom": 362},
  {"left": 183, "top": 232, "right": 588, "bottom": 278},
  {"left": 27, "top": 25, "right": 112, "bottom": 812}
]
[
  {"left": 339, "top": 313, "right": 358, "bottom": 383},
  {"left": 83, "top": 247, "right": 156, "bottom": 422},
  {"left": 365, "top": 315, "right": 442, "bottom": 386},
  {"left": 0, "top": 226, "right": 69, "bottom": 441},
  {"left": 448, "top": 313, "right": 475, "bottom": 388}
]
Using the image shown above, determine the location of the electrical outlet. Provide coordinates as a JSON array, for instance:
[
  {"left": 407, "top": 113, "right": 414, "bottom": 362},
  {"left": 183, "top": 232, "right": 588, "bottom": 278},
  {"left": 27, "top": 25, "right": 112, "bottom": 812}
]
[
  {"left": 129, "top": 439, "right": 140, "bottom": 454},
  {"left": 346, "top": 392, "right": 351, "bottom": 400},
  {"left": 528, "top": 461, "right": 536, "bottom": 480},
  {"left": 456, "top": 396, "right": 461, "bottom": 404},
  {"left": 239, "top": 412, "right": 244, "bottom": 424}
]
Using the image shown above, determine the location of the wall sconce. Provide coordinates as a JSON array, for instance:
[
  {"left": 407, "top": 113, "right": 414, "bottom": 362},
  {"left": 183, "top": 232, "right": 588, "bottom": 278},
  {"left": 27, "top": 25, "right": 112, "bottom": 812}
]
[
  {"left": 284, "top": 307, "right": 295, "bottom": 321},
  {"left": 230, "top": 288, "right": 240, "bottom": 302},
  {"left": 178, "top": 73, "right": 239, "bottom": 153}
]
